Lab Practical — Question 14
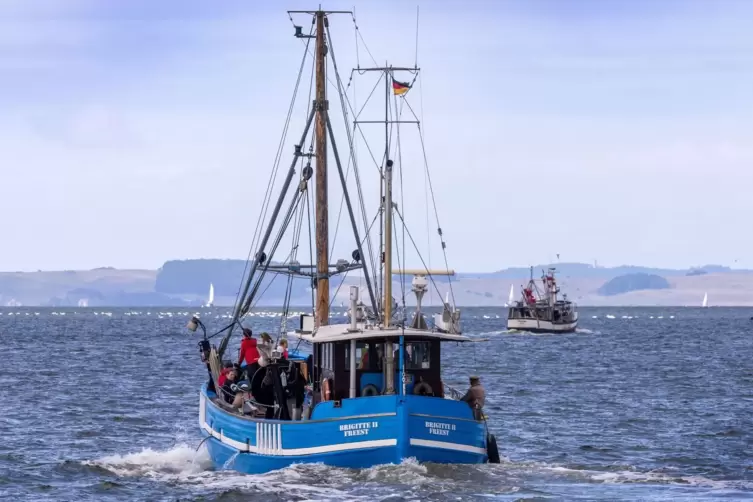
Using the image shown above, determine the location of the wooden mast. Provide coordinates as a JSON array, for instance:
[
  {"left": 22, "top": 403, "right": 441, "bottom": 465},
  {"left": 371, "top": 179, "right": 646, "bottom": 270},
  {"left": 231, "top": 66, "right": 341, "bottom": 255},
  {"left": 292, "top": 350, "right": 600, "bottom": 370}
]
[{"left": 314, "top": 10, "right": 329, "bottom": 328}]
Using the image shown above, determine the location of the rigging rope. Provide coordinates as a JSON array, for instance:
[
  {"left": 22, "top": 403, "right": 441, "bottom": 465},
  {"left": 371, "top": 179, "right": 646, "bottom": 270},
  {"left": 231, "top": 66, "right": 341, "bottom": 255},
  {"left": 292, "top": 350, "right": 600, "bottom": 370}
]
[
  {"left": 393, "top": 207, "right": 452, "bottom": 304},
  {"left": 417, "top": 63, "right": 433, "bottom": 306},
  {"left": 414, "top": 6, "right": 420, "bottom": 69},
  {"left": 229, "top": 12, "right": 455, "bottom": 345},
  {"left": 401, "top": 96, "right": 457, "bottom": 307},
  {"left": 233, "top": 23, "right": 315, "bottom": 316},
  {"left": 279, "top": 181, "right": 309, "bottom": 336},
  {"left": 240, "top": 186, "right": 307, "bottom": 316},
  {"left": 327, "top": 72, "right": 381, "bottom": 264},
  {"left": 293, "top": 24, "right": 385, "bottom": 308},
  {"left": 329, "top": 210, "right": 380, "bottom": 310},
  {"left": 393, "top": 83, "right": 408, "bottom": 319},
  {"left": 350, "top": 11, "right": 379, "bottom": 67},
  {"left": 298, "top": 26, "right": 384, "bottom": 177},
  {"left": 393, "top": 213, "right": 406, "bottom": 323},
  {"left": 305, "top": 183, "right": 315, "bottom": 313},
  {"left": 326, "top": 24, "right": 381, "bottom": 309}
]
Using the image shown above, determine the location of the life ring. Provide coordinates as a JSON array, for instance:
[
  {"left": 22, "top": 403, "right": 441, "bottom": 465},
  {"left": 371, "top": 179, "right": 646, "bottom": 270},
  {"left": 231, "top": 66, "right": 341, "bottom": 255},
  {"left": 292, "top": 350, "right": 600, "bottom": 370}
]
[
  {"left": 486, "top": 433, "right": 501, "bottom": 464},
  {"left": 413, "top": 381, "right": 433, "bottom": 396},
  {"left": 321, "top": 377, "right": 332, "bottom": 401},
  {"left": 361, "top": 384, "right": 379, "bottom": 397}
]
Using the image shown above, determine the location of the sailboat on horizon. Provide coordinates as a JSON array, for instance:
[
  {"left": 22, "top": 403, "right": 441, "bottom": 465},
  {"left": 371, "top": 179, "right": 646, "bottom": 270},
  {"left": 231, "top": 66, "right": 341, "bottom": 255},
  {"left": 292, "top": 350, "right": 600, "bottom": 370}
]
[
  {"left": 203, "top": 283, "right": 214, "bottom": 308},
  {"left": 504, "top": 284, "right": 514, "bottom": 307},
  {"left": 702, "top": 292, "right": 708, "bottom": 308}
]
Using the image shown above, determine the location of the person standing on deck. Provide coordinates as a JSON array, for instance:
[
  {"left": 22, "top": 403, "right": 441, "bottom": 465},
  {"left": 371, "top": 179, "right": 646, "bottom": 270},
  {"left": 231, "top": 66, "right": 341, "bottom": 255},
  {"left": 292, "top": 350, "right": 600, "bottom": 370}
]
[
  {"left": 461, "top": 376, "right": 486, "bottom": 419},
  {"left": 238, "top": 328, "right": 260, "bottom": 381}
]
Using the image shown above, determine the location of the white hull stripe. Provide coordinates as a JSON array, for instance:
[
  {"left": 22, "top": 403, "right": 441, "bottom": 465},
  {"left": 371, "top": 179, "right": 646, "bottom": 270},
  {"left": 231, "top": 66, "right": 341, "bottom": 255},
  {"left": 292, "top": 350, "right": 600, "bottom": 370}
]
[
  {"left": 410, "top": 438, "right": 487, "bottom": 455},
  {"left": 274, "top": 439, "right": 396, "bottom": 456},
  {"left": 507, "top": 320, "right": 577, "bottom": 331},
  {"left": 202, "top": 420, "right": 396, "bottom": 456},
  {"left": 201, "top": 391, "right": 482, "bottom": 458},
  {"left": 203, "top": 420, "right": 484, "bottom": 457}
]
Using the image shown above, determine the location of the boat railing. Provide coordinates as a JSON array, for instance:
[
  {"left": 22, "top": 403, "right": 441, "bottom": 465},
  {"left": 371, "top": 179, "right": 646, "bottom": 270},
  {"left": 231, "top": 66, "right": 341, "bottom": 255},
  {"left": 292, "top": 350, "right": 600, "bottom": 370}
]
[{"left": 442, "top": 381, "right": 464, "bottom": 401}]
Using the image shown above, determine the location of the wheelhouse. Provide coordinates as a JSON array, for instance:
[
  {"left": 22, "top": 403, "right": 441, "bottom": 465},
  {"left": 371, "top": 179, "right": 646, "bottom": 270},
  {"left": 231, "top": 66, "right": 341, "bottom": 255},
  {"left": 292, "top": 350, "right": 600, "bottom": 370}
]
[{"left": 290, "top": 317, "right": 469, "bottom": 401}]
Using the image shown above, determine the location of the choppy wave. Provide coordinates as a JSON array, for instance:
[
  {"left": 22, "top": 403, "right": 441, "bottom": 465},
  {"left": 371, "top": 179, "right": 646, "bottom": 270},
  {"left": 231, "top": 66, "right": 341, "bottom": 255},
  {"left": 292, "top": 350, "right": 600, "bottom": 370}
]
[
  {"left": 3, "top": 306, "right": 752, "bottom": 500},
  {"left": 83, "top": 442, "right": 753, "bottom": 501}
]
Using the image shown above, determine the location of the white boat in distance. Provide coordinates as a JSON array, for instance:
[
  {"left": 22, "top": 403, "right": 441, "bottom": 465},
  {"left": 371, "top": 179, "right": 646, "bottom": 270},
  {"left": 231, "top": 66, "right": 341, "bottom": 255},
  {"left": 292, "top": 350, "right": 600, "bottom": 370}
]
[{"left": 507, "top": 267, "right": 578, "bottom": 333}]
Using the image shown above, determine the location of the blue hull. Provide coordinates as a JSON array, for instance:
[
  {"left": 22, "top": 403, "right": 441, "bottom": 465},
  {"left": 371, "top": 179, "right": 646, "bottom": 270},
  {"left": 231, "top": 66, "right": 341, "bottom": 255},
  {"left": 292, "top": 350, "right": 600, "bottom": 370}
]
[{"left": 199, "top": 384, "right": 488, "bottom": 473}]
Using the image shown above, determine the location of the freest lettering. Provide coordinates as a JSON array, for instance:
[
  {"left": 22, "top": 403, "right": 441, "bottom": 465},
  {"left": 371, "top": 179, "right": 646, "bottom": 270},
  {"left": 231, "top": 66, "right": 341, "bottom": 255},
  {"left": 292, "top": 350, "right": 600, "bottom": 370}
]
[
  {"left": 339, "top": 421, "right": 376, "bottom": 437},
  {"left": 424, "top": 420, "right": 456, "bottom": 436}
]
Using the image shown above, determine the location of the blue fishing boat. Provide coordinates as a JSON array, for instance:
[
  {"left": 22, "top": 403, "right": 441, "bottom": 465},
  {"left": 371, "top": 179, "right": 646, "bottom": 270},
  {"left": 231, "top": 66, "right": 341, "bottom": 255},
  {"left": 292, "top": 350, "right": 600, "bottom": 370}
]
[{"left": 187, "top": 7, "right": 500, "bottom": 474}]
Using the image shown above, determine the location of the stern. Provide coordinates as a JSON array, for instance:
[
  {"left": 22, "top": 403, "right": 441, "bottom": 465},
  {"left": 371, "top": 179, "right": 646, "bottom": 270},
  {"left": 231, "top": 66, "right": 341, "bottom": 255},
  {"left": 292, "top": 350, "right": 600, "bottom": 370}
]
[{"left": 402, "top": 395, "right": 488, "bottom": 464}]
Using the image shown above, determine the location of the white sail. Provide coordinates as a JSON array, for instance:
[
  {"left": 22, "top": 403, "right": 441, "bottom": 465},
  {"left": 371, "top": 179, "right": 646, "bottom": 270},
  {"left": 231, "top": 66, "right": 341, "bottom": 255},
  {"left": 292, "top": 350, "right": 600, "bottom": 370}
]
[
  {"left": 702, "top": 292, "right": 708, "bottom": 308},
  {"left": 206, "top": 283, "right": 215, "bottom": 307},
  {"left": 508, "top": 284, "right": 514, "bottom": 305}
]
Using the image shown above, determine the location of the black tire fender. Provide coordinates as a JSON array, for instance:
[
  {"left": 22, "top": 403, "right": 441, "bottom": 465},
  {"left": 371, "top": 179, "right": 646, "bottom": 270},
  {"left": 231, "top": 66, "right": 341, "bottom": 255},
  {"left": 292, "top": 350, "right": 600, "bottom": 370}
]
[
  {"left": 361, "top": 384, "right": 380, "bottom": 397},
  {"left": 486, "top": 433, "right": 500, "bottom": 464}
]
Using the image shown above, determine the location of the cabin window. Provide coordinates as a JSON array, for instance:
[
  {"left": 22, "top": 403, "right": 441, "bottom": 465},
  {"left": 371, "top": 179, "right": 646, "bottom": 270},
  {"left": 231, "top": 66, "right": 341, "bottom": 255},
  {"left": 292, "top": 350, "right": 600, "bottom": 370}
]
[
  {"left": 320, "top": 343, "right": 334, "bottom": 370},
  {"left": 344, "top": 342, "right": 374, "bottom": 370},
  {"left": 404, "top": 341, "right": 431, "bottom": 369}
]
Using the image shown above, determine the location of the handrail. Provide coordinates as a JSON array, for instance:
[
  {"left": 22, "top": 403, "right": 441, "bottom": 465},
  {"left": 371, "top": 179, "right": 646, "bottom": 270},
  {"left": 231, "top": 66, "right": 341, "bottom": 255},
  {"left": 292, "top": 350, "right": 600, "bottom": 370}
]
[{"left": 442, "top": 381, "right": 463, "bottom": 401}]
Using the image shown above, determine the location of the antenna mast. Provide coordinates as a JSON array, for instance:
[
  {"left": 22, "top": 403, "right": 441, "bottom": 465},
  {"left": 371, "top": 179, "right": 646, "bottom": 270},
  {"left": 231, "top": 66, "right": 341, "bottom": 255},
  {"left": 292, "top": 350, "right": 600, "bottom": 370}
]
[
  {"left": 353, "top": 65, "right": 418, "bottom": 327},
  {"left": 383, "top": 65, "right": 393, "bottom": 327}
]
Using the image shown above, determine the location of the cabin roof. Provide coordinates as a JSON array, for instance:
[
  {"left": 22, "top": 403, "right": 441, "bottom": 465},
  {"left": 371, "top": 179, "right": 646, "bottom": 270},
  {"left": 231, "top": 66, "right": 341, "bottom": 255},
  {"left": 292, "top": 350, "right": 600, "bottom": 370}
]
[{"left": 288, "top": 322, "right": 471, "bottom": 343}]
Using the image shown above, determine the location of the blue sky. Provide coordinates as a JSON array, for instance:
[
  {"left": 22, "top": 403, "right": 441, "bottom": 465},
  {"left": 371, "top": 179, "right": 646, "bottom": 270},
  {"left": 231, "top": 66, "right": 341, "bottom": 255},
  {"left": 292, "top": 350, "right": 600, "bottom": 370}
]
[{"left": 1, "top": 0, "right": 752, "bottom": 272}]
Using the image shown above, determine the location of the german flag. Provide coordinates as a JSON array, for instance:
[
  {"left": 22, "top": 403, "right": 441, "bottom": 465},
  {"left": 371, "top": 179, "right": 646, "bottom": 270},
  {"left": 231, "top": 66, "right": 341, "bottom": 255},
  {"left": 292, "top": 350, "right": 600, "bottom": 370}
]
[{"left": 392, "top": 79, "right": 411, "bottom": 96}]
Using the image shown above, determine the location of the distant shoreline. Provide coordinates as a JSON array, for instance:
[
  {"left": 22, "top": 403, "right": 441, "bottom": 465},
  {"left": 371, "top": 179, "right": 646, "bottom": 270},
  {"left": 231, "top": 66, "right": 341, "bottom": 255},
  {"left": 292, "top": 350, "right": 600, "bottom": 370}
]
[{"left": 2, "top": 262, "right": 752, "bottom": 307}]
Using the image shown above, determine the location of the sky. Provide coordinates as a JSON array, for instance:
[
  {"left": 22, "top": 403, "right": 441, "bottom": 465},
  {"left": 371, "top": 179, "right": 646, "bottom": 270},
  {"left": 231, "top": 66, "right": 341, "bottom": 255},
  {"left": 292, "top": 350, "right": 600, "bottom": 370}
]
[{"left": 1, "top": 0, "right": 752, "bottom": 272}]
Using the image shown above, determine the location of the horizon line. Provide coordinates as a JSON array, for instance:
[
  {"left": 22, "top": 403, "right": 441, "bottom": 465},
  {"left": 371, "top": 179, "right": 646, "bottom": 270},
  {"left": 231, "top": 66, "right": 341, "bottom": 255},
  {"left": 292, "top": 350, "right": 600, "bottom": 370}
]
[{"left": 0, "top": 261, "right": 747, "bottom": 274}]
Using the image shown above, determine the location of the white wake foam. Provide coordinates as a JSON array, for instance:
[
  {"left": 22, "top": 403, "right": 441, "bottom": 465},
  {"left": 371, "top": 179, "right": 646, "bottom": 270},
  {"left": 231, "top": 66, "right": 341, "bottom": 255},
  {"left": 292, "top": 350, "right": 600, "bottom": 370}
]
[
  {"left": 498, "top": 459, "right": 753, "bottom": 491},
  {"left": 87, "top": 443, "right": 211, "bottom": 477},
  {"left": 86, "top": 444, "right": 441, "bottom": 500}
]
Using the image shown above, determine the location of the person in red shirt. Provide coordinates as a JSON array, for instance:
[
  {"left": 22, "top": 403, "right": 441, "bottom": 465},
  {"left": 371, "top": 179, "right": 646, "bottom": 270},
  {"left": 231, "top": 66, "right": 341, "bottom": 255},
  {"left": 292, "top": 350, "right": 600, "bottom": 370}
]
[
  {"left": 217, "top": 362, "right": 234, "bottom": 387},
  {"left": 238, "top": 328, "right": 260, "bottom": 380}
]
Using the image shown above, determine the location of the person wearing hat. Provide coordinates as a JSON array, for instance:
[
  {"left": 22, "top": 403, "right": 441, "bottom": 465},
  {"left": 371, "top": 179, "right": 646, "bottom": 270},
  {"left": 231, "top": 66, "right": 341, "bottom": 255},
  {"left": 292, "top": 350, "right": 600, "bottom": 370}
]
[{"left": 460, "top": 375, "right": 485, "bottom": 418}]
